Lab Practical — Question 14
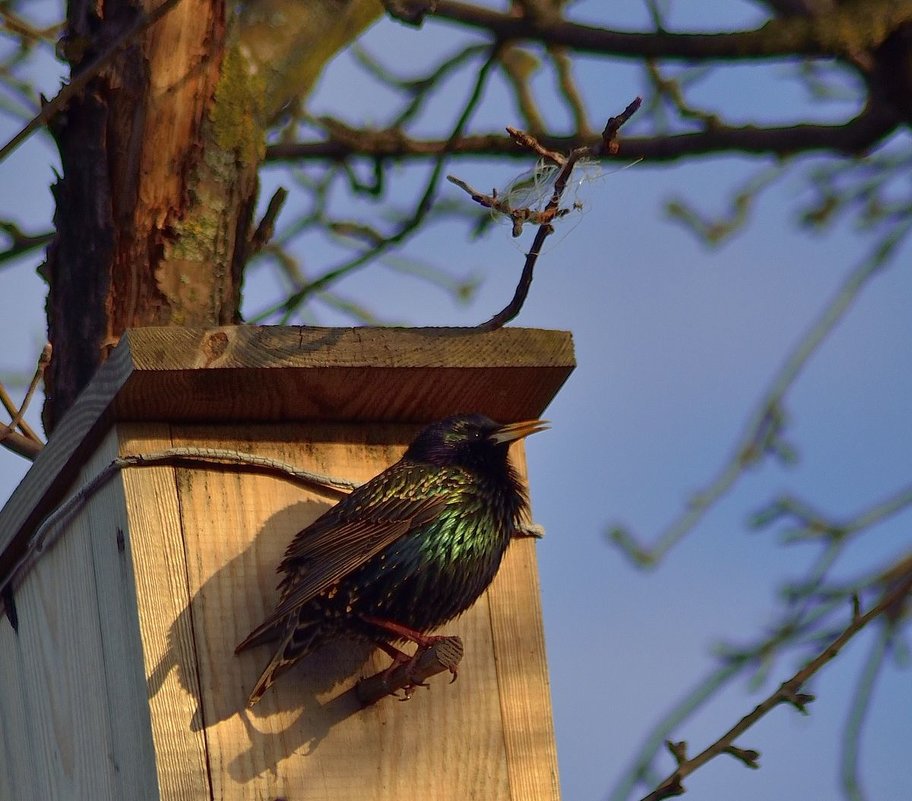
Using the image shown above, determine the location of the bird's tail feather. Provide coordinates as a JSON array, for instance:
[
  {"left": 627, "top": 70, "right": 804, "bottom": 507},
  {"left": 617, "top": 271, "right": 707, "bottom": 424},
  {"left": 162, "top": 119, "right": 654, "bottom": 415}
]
[
  {"left": 235, "top": 618, "right": 284, "bottom": 654},
  {"left": 245, "top": 617, "right": 322, "bottom": 707}
]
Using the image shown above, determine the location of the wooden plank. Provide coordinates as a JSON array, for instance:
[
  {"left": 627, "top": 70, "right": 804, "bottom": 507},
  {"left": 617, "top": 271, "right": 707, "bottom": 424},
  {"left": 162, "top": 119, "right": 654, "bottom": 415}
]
[
  {"left": 0, "top": 325, "right": 574, "bottom": 587},
  {"left": 0, "top": 431, "right": 165, "bottom": 801},
  {"left": 123, "top": 325, "right": 574, "bottom": 371},
  {"left": 116, "top": 423, "right": 211, "bottom": 800},
  {"left": 170, "top": 422, "right": 519, "bottom": 800},
  {"left": 11, "top": 439, "right": 124, "bottom": 799},
  {"left": 0, "top": 617, "right": 40, "bottom": 799},
  {"left": 488, "top": 441, "right": 562, "bottom": 801},
  {"left": 84, "top": 429, "right": 164, "bottom": 801},
  {"left": 112, "top": 326, "right": 574, "bottom": 423}
]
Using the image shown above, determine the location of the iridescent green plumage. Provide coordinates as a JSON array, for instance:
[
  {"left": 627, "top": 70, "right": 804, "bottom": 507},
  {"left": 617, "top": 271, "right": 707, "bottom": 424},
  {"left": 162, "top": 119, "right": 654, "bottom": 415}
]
[{"left": 236, "top": 413, "right": 547, "bottom": 706}]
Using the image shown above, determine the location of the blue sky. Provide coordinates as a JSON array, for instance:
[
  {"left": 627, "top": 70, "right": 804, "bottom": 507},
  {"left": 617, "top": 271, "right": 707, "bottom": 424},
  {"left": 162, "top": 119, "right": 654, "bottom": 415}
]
[{"left": 1, "top": 3, "right": 910, "bottom": 800}]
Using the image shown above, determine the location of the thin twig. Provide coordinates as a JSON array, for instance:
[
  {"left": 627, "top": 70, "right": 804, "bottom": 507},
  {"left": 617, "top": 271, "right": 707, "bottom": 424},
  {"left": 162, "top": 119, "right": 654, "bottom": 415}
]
[
  {"left": 248, "top": 187, "right": 288, "bottom": 258},
  {"left": 0, "top": 429, "right": 42, "bottom": 460},
  {"left": 640, "top": 572, "right": 912, "bottom": 801},
  {"left": 350, "top": 43, "right": 488, "bottom": 130},
  {"left": 505, "top": 126, "right": 566, "bottom": 165},
  {"left": 601, "top": 97, "right": 645, "bottom": 152},
  {"left": 446, "top": 173, "right": 572, "bottom": 236},
  {"left": 644, "top": 59, "right": 721, "bottom": 130},
  {"left": 0, "top": 8, "right": 62, "bottom": 44},
  {"left": 499, "top": 44, "right": 547, "bottom": 134},
  {"left": 0, "top": 222, "right": 53, "bottom": 266},
  {"left": 609, "top": 661, "right": 745, "bottom": 801},
  {"left": 473, "top": 96, "right": 641, "bottom": 331},
  {"left": 754, "top": 482, "right": 912, "bottom": 542},
  {"left": 840, "top": 624, "right": 888, "bottom": 801},
  {"left": 0, "top": 344, "right": 50, "bottom": 441},
  {"left": 0, "top": 383, "right": 40, "bottom": 443},
  {"left": 0, "top": 343, "right": 50, "bottom": 456}
]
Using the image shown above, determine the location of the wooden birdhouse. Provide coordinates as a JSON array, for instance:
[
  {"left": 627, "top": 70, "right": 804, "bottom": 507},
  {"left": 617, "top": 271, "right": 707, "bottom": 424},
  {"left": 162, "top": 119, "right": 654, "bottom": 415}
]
[{"left": 0, "top": 325, "right": 574, "bottom": 801}]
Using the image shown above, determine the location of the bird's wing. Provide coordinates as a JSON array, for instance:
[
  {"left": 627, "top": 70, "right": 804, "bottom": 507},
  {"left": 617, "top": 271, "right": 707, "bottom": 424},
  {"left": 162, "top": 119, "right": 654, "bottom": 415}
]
[
  {"left": 273, "top": 495, "right": 446, "bottom": 618},
  {"left": 235, "top": 472, "right": 448, "bottom": 653}
]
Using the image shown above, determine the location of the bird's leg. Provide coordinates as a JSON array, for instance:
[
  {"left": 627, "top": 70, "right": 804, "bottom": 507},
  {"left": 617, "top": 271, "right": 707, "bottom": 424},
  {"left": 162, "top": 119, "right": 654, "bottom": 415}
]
[
  {"left": 360, "top": 614, "right": 444, "bottom": 649},
  {"left": 363, "top": 615, "right": 458, "bottom": 689},
  {"left": 373, "top": 639, "right": 412, "bottom": 663}
]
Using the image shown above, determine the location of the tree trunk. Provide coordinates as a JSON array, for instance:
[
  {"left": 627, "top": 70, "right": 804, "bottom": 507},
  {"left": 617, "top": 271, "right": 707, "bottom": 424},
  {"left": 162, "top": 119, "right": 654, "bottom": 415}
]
[
  {"left": 43, "top": 0, "right": 247, "bottom": 429},
  {"left": 43, "top": 0, "right": 381, "bottom": 432}
]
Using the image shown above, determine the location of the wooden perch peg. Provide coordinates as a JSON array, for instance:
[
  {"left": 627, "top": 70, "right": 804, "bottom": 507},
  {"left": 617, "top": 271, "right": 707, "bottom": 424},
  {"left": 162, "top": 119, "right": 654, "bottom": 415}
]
[{"left": 356, "top": 635, "right": 465, "bottom": 707}]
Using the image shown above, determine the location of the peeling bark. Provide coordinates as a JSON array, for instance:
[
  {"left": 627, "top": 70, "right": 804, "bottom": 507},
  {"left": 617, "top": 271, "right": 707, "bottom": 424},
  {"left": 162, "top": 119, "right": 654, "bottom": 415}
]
[
  {"left": 44, "top": 0, "right": 243, "bottom": 430},
  {"left": 44, "top": 0, "right": 382, "bottom": 430}
]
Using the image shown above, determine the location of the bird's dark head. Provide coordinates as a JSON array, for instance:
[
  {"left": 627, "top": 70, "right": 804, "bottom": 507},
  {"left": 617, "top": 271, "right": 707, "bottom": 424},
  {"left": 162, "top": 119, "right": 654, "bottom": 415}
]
[{"left": 404, "top": 414, "right": 549, "bottom": 471}]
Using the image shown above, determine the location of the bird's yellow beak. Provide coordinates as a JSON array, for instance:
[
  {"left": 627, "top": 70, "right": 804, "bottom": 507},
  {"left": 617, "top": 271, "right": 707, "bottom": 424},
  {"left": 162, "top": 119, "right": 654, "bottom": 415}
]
[{"left": 488, "top": 419, "right": 550, "bottom": 445}]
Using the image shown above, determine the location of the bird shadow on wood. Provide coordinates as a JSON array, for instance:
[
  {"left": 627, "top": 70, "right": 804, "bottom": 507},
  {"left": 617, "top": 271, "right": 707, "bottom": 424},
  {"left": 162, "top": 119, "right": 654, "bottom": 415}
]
[{"left": 144, "top": 498, "right": 405, "bottom": 776}]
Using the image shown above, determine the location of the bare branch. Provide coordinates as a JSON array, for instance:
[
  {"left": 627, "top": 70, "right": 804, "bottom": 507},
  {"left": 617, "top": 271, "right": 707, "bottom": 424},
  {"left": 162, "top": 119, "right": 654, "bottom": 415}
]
[
  {"left": 752, "top": 483, "right": 912, "bottom": 542},
  {"left": 425, "top": 0, "right": 902, "bottom": 61},
  {"left": 499, "top": 45, "right": 547, "bottom": 134},
  {"left": 547, "top": 44, "right": 593, "bottom": 138},
  {"left": 349, "top": 42, "right": 489, "bottom": 130},
  {"left": 0, "top": 383, "right": 39, "bottom": 443},
  {"left": 640, "top": 572, "right": 912, "bottom": 801},
  {"left": 0, "top": 7, "right": 62, "bottom": 44},
  {"left": 643, "top": 60, "right": 722, "bottom": 130},
  {"left": 840, "top": 625, "right": 889, "bottom": 801},
  {"left": 266, "top": 103, "right": 899, "bottom": 164},
  {"left": 474, "top": 96, "right": 641, "bottom": 331},
  {"left": 602, "top": 97, "right": 645, "bottom": 152},
  {"left": 0, "top": 343, "right": 50, "bottom": 459},
  {"left": 0, "top": 342, "right": 51, "bottom": 449},
  {"left": 0, "top": 429, "right": 42, "bottom": 461},
  {"left": 505, "top": 126, "right": 566, "bottom": 165}
]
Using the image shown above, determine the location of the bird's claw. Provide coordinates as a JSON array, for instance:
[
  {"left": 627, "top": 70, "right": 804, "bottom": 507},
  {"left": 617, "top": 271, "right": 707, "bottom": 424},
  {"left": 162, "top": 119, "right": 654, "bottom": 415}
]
[
  {"left": 381, "top": 644, "right": 435, "bottom": 700},
  {"left": 396, "top": 657, "right": 433, "bottom": 700},
  {"left": 396, "top": 676, "right": 431, "bottom": 701}
]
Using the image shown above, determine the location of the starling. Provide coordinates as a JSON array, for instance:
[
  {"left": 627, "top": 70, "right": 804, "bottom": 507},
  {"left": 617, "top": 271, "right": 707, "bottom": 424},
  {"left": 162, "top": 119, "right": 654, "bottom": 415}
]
[{"left": 236, "top": 413, "right": 548, "bottom": 706}]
